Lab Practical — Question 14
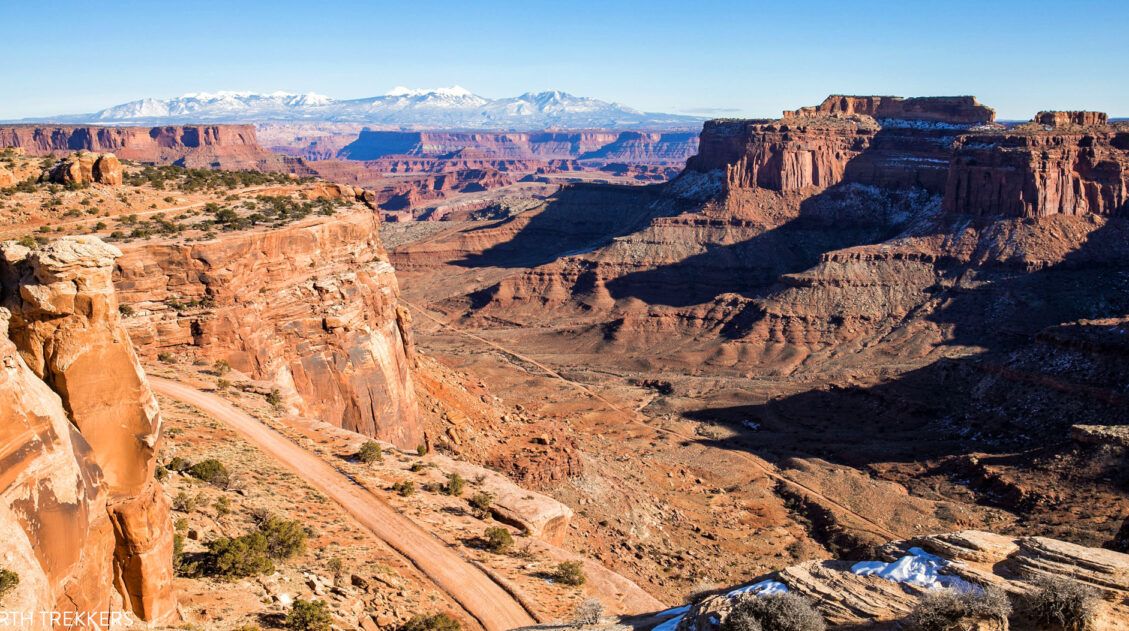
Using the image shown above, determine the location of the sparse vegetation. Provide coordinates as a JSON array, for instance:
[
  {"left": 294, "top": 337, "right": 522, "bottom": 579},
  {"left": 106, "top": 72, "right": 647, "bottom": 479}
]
[
  {"left": 1024, "top": 576, "right": 1098, "bottom": 631},
  {"left": 469, "top": 491, "right": 494, "bottom": 516},
  {"left": 416, "top": 444, "right": 428, "bottom": 457},
  {"left": 118, "top": 303, "right": 134, "bottom": 317},
  {"left": 552, "top": 561, "right": 587, "bottom": 587},
  {"left": 908, "top": 587, "right": 1011, "bottom": 631},
  {"left": 213, "top": 496, "right": 231, "bottom": 517},
  {"left": 483, "top": 527, "right": 514, "bottom": 553},
  {"left": 284, "top": 599, "right": 332, "bottom": 631},
  {"left": 158, "top": 351, "right": 176, "bottom": 364},
  {"left": 202, "top": 531, "right": 274, "bottom": 578},
  {"left": 357, "top": 440, "right": 383, "bottom": 464},
  {"left": 392, "top": 480, "right": 416, "bottom": 497},
  {"left": 187, "top": 458, "right": 231, "bottom": 488},
  {"left": 0, "top": 567, "right": 19, "bottom": 605},
  {"left": 253, "top": 512, "right": 309, "bottom": 560},
  {"left": 400, "top": 613, "right": 461, "bottom": 631},
  {"left": 442, "top": 473, "right": 465, "bottom": 497},
  {"left": 721, "top": 593, "right": 825, "bottom": 631},
  {"left": 172, "top": 491, "right": 200, "bottom": 512},
  {"left": 572, "top": 598, "right": 605, "bottom": 625},
  {"left": 213, "top": 359, "right": 231, "bottom": 375},
  {"left": 266, "top": 388, "right": 283, "bottom": 409}
]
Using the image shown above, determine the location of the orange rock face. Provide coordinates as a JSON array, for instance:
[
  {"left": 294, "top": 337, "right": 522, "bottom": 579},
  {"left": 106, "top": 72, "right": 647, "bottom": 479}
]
[
  {"left": 40, "top": 151, "right": 123, "bottom": 186},
  {"left": 0, "top": 237, "right": 175, "bottom": 624},
  {"left": 114, "top": 212, "right": 422, "bottom": 448},
  {"left": 0, "top": 124, "right": 312, "bottom": 173},
  {"left": 783, "top": 94, "right": 996, "bottom": 124}
]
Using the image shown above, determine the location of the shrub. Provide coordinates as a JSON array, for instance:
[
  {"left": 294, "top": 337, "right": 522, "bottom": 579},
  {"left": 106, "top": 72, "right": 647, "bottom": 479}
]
[
  {"left": 256, "top": 514, "right": 308, "bottom": 560},
  {"left": 572, "top": 598, "right": 604, "bottom": 625},
  {"left": 118, "top": 303, "right": 134, "bottom": 317},
  {"left": 1024, "top": 576, "right": 1098, "bottom": 631},
  {"left": 285, "top": 599, "right": 332, "bottom": 631},
  {"left": 393, "top": 480, "right": 416, "bottom": 497},
  {"left": 213, "top": 496, "right": 231, "bottom": 517},
  {"left": 552, "top": 561, "right": 587, "bottom": 587},
  {"left": 266, "top": 388, "right": 283, "bottom": 409},
  {"left": 416, "top": 444, "right": 428, "bottom": 457},
  {"left": 469, "top": 491, "right": 494, "bottom": 516},
  {"left": 213, "top": 359, "right": 231, "bottom": 375},
  {"left": 158, "top": 352, "right": 176, "bottom": 364},
  {"left": 357, "top": 441, "right": 383, "bottom": 464},
  {"left": 443, "top": 473, "right": 465, "bottom": 497},
  {"left": 167, "top": 456, "right": 191, "bottom": 472},
  {"left": 204, "top": 531, "right": 274, "bottom": 578},
  {"left": 188, "top": 459, "right": 230, "bottom": 488},
  {"left": 721, "top": 593, "right": 825, "bottom": 631},
  {"left": 0, "top": 567, "right": 19, "bottom": 604},
  {"left": 172, "top": 491, "right": 198, "bottom": 512},
  {"left": 326, "top": 557, "right": 344, "bottom": 577},
  {"left": 483, "top": 527, "right": 514, "bottom": 553},
  {"left": 400, "top": 613, "right": 461, "bottom": 631},
  {"left": 216, "top": 378, "right": 232, "bottom": 391},
  {"left": 154, "top": 465, "right": 169, "bottom": 481},
  {"left": 909, "top": 587, "right": 1011, "bottom": 631}
]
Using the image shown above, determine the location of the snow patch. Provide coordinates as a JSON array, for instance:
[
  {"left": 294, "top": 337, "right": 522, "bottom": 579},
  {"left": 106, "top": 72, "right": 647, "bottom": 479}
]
[
  {"left": 851, "top": 547, "right": 978, "bottom": 591},
  {"left": 652, "top": 579, "right": 790, "bottom": 630}
]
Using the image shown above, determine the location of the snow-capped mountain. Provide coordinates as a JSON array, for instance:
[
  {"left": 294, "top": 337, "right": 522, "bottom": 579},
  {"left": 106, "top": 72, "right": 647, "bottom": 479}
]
[{"left": 35, "top": 87, "right": 703, "bottom": 130}]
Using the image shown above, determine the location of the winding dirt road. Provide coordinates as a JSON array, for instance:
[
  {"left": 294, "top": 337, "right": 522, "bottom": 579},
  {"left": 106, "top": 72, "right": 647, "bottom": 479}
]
[{"left": 150, "top": 378, "right": 536, "bottom": 631}]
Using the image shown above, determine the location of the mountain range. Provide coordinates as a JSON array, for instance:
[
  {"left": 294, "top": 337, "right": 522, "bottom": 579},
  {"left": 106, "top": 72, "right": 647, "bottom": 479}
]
[{"left": 25, "top": 87, "right": 705, "bottom": 130}]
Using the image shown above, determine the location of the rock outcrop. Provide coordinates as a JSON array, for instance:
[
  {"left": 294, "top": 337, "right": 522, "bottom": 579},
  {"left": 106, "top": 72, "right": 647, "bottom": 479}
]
[
  {"left": 783, "top": 95, "right": 996, "bottom": 124},
  {"left": 0, "top": 124, "right": 312, "bottom": 173},
  {"left": 114, "top": 211, "right": 422, "bottom": 448},
  {"left": 1035, "top": 110, "right": 1109, "bottom": 127},
  {"left": 666, "top": 530, "right": 1129, "bottom": 631},
  {"left": 0, "top": 237, "right": 175, "bottom": 624},
  {"left": 39, "top": 151, "right": 123, "bottom": 186}
]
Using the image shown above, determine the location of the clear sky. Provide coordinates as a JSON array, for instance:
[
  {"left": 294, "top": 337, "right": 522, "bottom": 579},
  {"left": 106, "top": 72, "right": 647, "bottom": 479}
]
[{"left": 3, "top": 0, "right": 1126, "bottom": 120}]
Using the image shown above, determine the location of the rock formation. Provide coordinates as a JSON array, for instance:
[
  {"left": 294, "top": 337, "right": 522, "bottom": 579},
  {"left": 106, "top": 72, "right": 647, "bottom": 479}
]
[
  {"left": 783, "top": 94, "right": 996, "bottom": 124},
  {"left": 0, "top": 236, "right": 175, "bottom": 624},
  {"left": 113, "top": 211, "right": 422, "bottom": 448},
  {"left": 0, "top": 124, "right": 312, "bottom": 173},
  {"left": 39, "top": 151, "right": 123, "bottom": 186},
  {"left": 666, "top": 530, "right": 1129, "bottom": 630}
]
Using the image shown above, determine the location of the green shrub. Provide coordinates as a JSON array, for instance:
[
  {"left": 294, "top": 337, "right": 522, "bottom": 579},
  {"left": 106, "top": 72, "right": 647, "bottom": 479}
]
[
  {"left": 157, "top": 352, "right": 176, "bottom": 364},
  {"left": 552, "top": 561, "right": 587, "bottom": 587},
  {"left": 1024, "top": 576, "right": 1098, "bottom": 631},
  {"left": 285, "top": 599, "right": 332, "bottom": 631},
  {"left": 416, "top": 444, "right": 428, "bottom": 457},
  {"left": 172, "top": 491, "right": 199, "bottom": 512},
  {"left": 483, "top": 527, "right": 513, "bottom": 553},
  {"left": 469, "top": 491, "right": 494, "bottom": 515},
  {"left": 204, "top": 531, "right": 274, "bottom": 578},
  {"left": 0, "top": 567, "right": 19, "bottom": 604},
  {"left": 188, "top": 459, "right": 230, "bottom": 488},
  {"left": 154, "top": 465, "right": 169, "bottom": 481},
  {"left": 266, "top": 388, "right": 283, "bottom": 409},
  {"left": 255, "top": 514, "right": 308, "bottom": 560},
  {"left": 392, "top": 480, "right": 416, "bottom": 497},
  {"left": 400, "top": 613, "right": 461, "bottom": 631},
  {"left": 721, "top": 593, "right": 825, "bottom": 631},
  {"left": 213, "top": 496, "right": 231, "bottom": 517},
  {"left": 118, "top": 303, "right": 134, "bottom": 317},
  {"left": 909, "top": 587, "right": 1011, "bottom": 631},
  {"left": 443, "top": 473, "right": 465, "bottom": 497},
  {"left": 167, "top": 456, "right": 191, "bottom": 472},
  {"left": 357, "top": 441, "right": 383, "bottom": 464}
]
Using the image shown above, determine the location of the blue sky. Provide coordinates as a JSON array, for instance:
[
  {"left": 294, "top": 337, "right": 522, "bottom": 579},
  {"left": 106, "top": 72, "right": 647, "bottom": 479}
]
[{"left": 3, "top": 0, "right": 1126, "bottom": 120}]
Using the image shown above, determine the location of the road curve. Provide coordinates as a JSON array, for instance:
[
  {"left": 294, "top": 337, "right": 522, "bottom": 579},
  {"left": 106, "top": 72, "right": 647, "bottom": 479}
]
[{"left": 151, "top": 378, "right": 536, "bottom": 631}]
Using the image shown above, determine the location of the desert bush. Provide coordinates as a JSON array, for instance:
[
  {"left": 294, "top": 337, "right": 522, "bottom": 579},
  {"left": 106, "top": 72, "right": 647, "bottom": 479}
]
[
  {"left": 188, "top": 458, "right": 230, "bottom": 488},
  {"left": 167, "top": 456, "right": 191, "bottom": 472},
  {"left": 483, "top": 527, "right": 513, "bottom": 553},
  {"left": 158, "top": 352, "right": 176, "bottom": 364},
  {"left": 392, "top": 480, "right": 416, "bottom": 497},
  {"left": 213, "top": 496, "right": 231, "bottom": 517},
  {"left": 572, "top": 598, "right": 604, "bottom": 625},
  {"left": 552, "top": 561, "right": 586, "bottom": 587},
  {"left": 213, "top": 359, "right": 231, "bottom": 375},
  {"left": 721, "top": 593, "right": 826, "bottom": 631},
  {"left": 154, "top": 465, "right": 169, "bottom": 481},
  {"left": 203, "top": 531, "right": 274, "bottom": 578},
  {"left": 266, "top": 388, "right": 283, "bottom": 409},
  {"left": 118, "top": 303, "right": 134, "bottom": 317},
  {"left": 357, "top": 441, "right": 383, "bottom": 464},
  {"left": 469, "top": 491, "right": 494, "bottom": 516},
  {"left": 172, "top": 491, "right": 199, "bottom": 512},
  {"left": 256, "top": 514, "right": 308, "bottom": 560},
  {"left": 1023, "top": 576, "right": 1098, "bottom": 630},
  {"left": 400, "top": 613, "right": 461, "bottom": 631},
  {"left": 416, "top": 444, "right": 428, "bottom": 457},
  {"left": 443, "top": 473, "right": 465, "bottom": 497},
  {"left": 909, "top": 587, "right": 1011, "bottom": 631},
  {"left": 0, "top": 567, "right": 19, "bottom": 604},
  {"left": 284, "top": 599, "right": 332, "bottom": 631}
]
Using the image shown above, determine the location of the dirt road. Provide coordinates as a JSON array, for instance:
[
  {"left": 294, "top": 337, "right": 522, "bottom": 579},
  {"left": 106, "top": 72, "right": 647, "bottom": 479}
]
[{"left": 150, "top": 378, "right": 536, "bottom": 631}]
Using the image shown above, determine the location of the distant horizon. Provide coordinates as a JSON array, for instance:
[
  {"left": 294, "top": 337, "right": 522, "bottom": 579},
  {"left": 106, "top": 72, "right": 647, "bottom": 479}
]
[{"left": 3, "top": 0, "right": 1127, "bottom": 121}]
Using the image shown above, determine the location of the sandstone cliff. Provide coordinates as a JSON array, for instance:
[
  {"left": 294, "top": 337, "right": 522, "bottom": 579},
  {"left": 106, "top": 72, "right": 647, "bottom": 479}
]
[
  {"left": 113, "top": 211, "right": 422, "bottom": 448},
  {"left": 0, "top": 124, "right": 311, "bottom": 173},
  {"left": 0, "top": 237, "right": 175, "bottom": 625}
]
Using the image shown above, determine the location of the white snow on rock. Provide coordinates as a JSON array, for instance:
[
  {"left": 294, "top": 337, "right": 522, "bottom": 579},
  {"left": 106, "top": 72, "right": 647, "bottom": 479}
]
[
  {"left": 851, "top": 547, "right": 978, "bottom": 591},
  {"left": 651, "top": 579, "right": 790, "bottom": 630}
]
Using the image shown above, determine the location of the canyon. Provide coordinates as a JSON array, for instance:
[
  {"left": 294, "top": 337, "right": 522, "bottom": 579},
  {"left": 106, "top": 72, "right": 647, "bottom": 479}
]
[{"left": 1, "top": 91, "right": 1127, "bottom": 630}]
